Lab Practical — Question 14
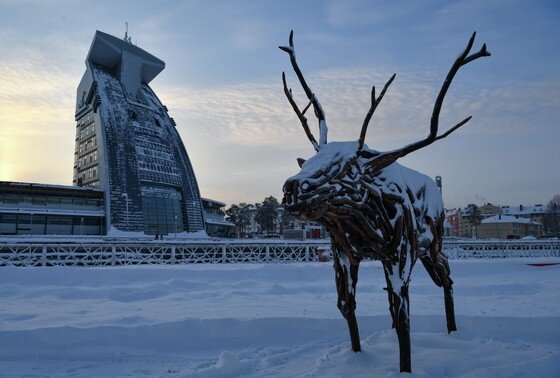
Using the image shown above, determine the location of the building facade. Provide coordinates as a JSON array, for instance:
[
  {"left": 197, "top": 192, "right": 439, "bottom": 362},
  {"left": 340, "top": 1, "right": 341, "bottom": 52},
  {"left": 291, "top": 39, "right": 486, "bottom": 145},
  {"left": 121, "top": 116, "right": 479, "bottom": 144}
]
[
  {"left": 201, "top": 198, "right": 235, "bottom": 238},
  {"left": 446, "top": 203, "right": 549, "bottom": 239},
  {"left": 0, "top": 181, "right": 104, "bottom": 235},
  {"left": 478, "top": 214, "right": 542, "bottom": 239},
  {"left": 74, "top": 31, "right": 204, "bottom": 236},
  {"left": 499, "top": 204, "right": 547, "bottom": 224}
]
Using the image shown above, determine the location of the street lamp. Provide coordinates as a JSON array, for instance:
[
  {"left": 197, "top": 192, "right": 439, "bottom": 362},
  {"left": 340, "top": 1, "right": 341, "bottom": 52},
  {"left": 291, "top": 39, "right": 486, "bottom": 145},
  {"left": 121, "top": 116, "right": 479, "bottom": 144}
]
[{"left": 121, "top": 193, "right": 129, "bottom": 230}]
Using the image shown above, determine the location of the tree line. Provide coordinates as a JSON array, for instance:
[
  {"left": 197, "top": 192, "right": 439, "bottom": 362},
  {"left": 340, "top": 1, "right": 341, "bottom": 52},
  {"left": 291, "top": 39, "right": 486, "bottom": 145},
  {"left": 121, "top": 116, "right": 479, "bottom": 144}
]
[
  {"left": 225, "top": 196, "right": 296, "bottom": 238},
  {"left": 225, "top": 194, "right": 560, "bottom": 239}
]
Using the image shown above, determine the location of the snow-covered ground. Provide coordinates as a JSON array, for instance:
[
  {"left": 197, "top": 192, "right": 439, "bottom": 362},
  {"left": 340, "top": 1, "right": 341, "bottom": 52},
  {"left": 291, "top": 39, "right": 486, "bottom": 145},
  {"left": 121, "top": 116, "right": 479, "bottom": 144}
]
[{"left": 1, "top": 259, "right": 559, "bottom": 377}]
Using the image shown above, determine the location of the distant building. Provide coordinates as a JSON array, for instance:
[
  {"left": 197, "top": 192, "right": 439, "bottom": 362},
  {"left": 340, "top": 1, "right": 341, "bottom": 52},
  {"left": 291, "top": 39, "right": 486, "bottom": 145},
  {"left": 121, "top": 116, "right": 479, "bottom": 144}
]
[
  {"left": 443, "top": 218, "right": 453, "bottom": 237},
  {"left": 232, "top": 203, "right": 326, "bottom": 239},
  {"left": 499, "top": 204, "right": 547, "bottom": 224},
  {"left": 445, "top": 203, "right": 547, "bottom": 239},
  {"left": 278, "top": 205, "right": 326, "bottom": 240},
  {"left": 281, "top": 221, "right": 325, "bottom": 240},
  {"left": 478, "top": 214, "right": 542, "bottom": 239},
  {"left": 73, "top": 30, "right": 205, "bottom": 236},
  {"left": 242, "top": 204, "right": 261, "bottom": 236},
  {"left": 201, "top": 198, "right": 235, "bottom": 238}
]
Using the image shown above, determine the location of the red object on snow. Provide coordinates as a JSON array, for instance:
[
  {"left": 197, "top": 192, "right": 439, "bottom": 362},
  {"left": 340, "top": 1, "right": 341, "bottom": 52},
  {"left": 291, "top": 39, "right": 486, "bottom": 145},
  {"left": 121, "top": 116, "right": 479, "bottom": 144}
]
[{"left": 526, "top": 263, "right": 560, "bottom": 267}]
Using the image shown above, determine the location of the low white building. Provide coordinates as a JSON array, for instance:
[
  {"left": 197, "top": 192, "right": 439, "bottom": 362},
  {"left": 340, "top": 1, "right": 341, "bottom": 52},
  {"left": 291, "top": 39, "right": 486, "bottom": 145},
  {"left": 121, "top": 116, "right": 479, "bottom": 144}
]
[{"left": 478, "top": 214, "right": 542, "bottom": 239}]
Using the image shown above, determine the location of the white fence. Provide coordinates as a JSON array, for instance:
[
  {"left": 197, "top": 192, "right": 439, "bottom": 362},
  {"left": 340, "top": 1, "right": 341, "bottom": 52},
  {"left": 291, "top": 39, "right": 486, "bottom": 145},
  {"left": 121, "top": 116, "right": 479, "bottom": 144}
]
[{"left": 0, "top": 239, "right": 558, "bottom": 267}]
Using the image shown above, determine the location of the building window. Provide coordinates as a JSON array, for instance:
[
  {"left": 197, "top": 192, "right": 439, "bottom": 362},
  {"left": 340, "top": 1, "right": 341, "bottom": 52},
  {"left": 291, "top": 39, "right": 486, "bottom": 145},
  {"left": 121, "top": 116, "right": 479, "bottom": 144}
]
[{"left": 141, "top": 190, "right": 184, "bottom": 235}]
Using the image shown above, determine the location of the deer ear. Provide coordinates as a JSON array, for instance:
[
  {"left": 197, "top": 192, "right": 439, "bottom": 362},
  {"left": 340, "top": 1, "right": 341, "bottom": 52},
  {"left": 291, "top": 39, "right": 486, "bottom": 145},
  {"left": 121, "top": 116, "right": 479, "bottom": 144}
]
[
  {"left": 357, "top": 150, "right": 377, "bottom": 159},
  {"left": 297, "top": 158, "right": 306, "bottom": 168}
]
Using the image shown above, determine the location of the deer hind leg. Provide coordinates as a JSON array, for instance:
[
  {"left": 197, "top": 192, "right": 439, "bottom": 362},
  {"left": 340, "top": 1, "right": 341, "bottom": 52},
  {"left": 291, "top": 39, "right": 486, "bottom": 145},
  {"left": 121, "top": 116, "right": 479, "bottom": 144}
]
[
  {"left": 420, "top": 253, "right": 457, "bottom": 333},
  {"left": 382, "top": 261, "right": 411, "bottom": 373},
  {"left": 333, "top": 251, "right": 361, "bottom": 352},
  {"left": 438, "top": 254, "right": 457, "bottom": 333}
]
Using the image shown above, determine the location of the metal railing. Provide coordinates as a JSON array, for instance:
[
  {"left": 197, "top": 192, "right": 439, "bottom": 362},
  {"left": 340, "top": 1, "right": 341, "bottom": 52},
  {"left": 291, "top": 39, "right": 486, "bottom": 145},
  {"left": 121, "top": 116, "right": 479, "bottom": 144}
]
[
  {"left": 443, "top": 239, "right": 560, "bottom": 259},
  {"left": 0, "top": 239, "right": 558, "bottom": 267}
]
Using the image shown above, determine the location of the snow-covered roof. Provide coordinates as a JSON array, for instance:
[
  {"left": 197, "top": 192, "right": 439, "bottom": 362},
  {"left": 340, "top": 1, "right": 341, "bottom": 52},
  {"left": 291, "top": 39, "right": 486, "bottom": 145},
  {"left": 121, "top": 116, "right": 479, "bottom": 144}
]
[
  {"left": 481, "top": 215, "right": 541, "bottom": 225},
  {"left": 446, "top": 204, "right": 549, "bottom": 217},
  {"left": 0, "top": 180, "right": 103, "bottom": 193},
  {"left": 201, "top": 198, "right": 226, "bottom": 207},
  {"left": 205, "top": 219, "right": 235, "bottom": 226},
  {"left": 500, "top": 205, "right": 547, "bottom": 216},
  {"left": 87, "top": 30, "right": 164, "bottom": 84},
  {"left": 445, "top": 208, "right": 459, "bottom": 216}
]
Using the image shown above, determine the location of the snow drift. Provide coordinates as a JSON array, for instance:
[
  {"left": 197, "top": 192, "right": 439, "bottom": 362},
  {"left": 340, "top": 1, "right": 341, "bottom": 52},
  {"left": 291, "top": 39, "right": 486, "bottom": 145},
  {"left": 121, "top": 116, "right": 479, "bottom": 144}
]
[{"left": 1, "top": 259, "right": 559, "bottom": 376}]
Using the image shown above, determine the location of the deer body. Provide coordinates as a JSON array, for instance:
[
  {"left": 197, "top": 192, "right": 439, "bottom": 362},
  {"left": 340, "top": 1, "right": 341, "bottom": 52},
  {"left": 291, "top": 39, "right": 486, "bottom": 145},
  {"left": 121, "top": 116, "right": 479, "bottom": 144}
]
[
  {"left": 284, "top": 141, "right": 451, "bottom": 371},
  {"left": 279, "top": 31, "right": 489, "bottom": 372}
]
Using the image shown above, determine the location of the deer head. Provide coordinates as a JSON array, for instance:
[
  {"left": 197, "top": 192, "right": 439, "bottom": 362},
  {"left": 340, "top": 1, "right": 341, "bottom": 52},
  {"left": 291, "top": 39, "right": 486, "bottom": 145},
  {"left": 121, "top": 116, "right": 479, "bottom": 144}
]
[{"left": 280, "top": 31, "right": 490, "bottom": 220}]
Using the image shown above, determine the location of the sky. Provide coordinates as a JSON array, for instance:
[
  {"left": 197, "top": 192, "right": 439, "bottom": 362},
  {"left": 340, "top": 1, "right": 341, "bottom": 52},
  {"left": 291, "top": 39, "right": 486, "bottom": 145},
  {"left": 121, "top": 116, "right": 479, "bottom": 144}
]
[{"left": 0, "top": 0, "right": 558, "bottom": 209}]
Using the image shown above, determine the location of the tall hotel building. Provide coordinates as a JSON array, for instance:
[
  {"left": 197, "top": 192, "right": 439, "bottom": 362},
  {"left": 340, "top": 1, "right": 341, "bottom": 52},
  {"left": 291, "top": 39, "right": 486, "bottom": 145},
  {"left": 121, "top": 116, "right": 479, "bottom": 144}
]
[
  {"left": 0, "top": 31, "right": 235, "bottom": 237},
  {"left": 73, "top": 31, "right": 204, "bottom": 235}
]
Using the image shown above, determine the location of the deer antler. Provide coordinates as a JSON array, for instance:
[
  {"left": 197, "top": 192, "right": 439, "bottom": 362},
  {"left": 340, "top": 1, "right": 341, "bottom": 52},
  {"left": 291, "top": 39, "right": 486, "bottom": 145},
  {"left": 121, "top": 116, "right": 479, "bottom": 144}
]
[
  {"left": 280, "top": 30, "right": 328, "bottom": 149},
  {"left": 373, "top": 32, "right": 490, "bottom": 167},
  {"left": 358, "top": 73, "right": 396, "bottom": 151}
]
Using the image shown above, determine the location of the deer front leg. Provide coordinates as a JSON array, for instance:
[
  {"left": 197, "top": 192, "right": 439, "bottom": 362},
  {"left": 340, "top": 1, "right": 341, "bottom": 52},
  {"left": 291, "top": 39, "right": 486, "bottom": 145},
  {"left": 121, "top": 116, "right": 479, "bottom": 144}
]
[
  {"left": 333, "top": 249, "right": 361, "bottom": 352},
  {"left": 420, "top": 254, "right": 457, "bottom": 333},
  {"left": 383, "top": 261, "right": 412, "bottom": 373}
]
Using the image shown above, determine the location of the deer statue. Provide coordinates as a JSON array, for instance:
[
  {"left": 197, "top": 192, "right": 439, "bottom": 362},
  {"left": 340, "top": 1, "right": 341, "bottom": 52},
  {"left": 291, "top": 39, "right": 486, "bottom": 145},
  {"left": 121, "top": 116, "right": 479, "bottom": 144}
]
[{"left": 280, "top": 31, "right": 490, "bottom": 372}]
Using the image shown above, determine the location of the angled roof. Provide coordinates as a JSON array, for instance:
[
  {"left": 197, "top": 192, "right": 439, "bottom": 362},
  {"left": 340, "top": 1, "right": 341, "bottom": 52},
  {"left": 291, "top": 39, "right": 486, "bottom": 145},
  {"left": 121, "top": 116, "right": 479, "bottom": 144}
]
[
  {"left": 481, "top": 215, "right": 541, "bottom": 225},
  {"left": 0, "top": 180, "right": 103, "bottom": 193},
  {"left": 500, "top": 204, "right": 547, "bottom": 216},
  {"left": 86, "top": 30, "right": 165, "bottom": 84}
]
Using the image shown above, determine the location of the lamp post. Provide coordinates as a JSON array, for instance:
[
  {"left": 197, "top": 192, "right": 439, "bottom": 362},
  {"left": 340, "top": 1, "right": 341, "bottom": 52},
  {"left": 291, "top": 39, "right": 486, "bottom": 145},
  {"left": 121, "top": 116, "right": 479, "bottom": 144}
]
[
  {"left": 174, "top": 215, "right": 177, "bottom": 238},
  {"left": 121, "top": 193, "right": 129, "bottom": 230}
]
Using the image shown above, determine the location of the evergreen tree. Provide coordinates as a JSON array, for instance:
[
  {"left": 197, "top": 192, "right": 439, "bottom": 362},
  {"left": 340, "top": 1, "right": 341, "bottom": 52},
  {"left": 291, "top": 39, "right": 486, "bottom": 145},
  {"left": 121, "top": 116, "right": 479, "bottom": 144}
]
[
  {"left": 255, "top": 196, "right": 279, "bottom": 236},
  {"left": 281, "top": 206, "right": 297, "bottom": 232},
  {"left": 466, "top": 203, "right": 483, "bottom": 238},
  {"left": 543, "top": 194, "right": 560, "bottom": 236},
  {"left": 226, "top": 202, "right": 251, "bottom": 238}
]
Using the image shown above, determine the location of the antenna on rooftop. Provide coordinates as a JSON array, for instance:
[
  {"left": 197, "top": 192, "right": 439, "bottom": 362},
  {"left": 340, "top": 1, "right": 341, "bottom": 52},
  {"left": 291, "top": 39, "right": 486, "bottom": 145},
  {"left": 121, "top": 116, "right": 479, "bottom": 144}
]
[{"left": 124, "top": 21, "right": 132, "bottom": 44}]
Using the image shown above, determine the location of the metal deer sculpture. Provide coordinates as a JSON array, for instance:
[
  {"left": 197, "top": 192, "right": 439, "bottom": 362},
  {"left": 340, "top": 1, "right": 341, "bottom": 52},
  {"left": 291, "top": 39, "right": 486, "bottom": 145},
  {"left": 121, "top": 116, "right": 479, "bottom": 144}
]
[{"left": 280, "top": 31, "right": 490, "bottom": 372}]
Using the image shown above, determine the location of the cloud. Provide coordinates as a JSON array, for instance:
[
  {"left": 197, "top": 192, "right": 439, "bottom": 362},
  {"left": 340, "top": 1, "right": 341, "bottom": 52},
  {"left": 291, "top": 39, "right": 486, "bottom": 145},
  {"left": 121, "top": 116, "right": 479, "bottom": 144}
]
[
  {"left": 156, "top": 65, "right": 560, "bottom": 207},
  {"left": 1, "top": 29, "right": 558, "bottom": 203},
  {"left": 231, "top": 21, "right": 267, "bottom": 50},
  {"left": 325, "top": 0, "right": 424, "bottom": 27},
  {"left": 0, "top": 38, "right": 80, "bottom": 182},
  {"left": 0, "top": 47, "right": 79, "bottom": 138},
  {"left": 158, "top": 66, "right": 560, "bottom": 153}
]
